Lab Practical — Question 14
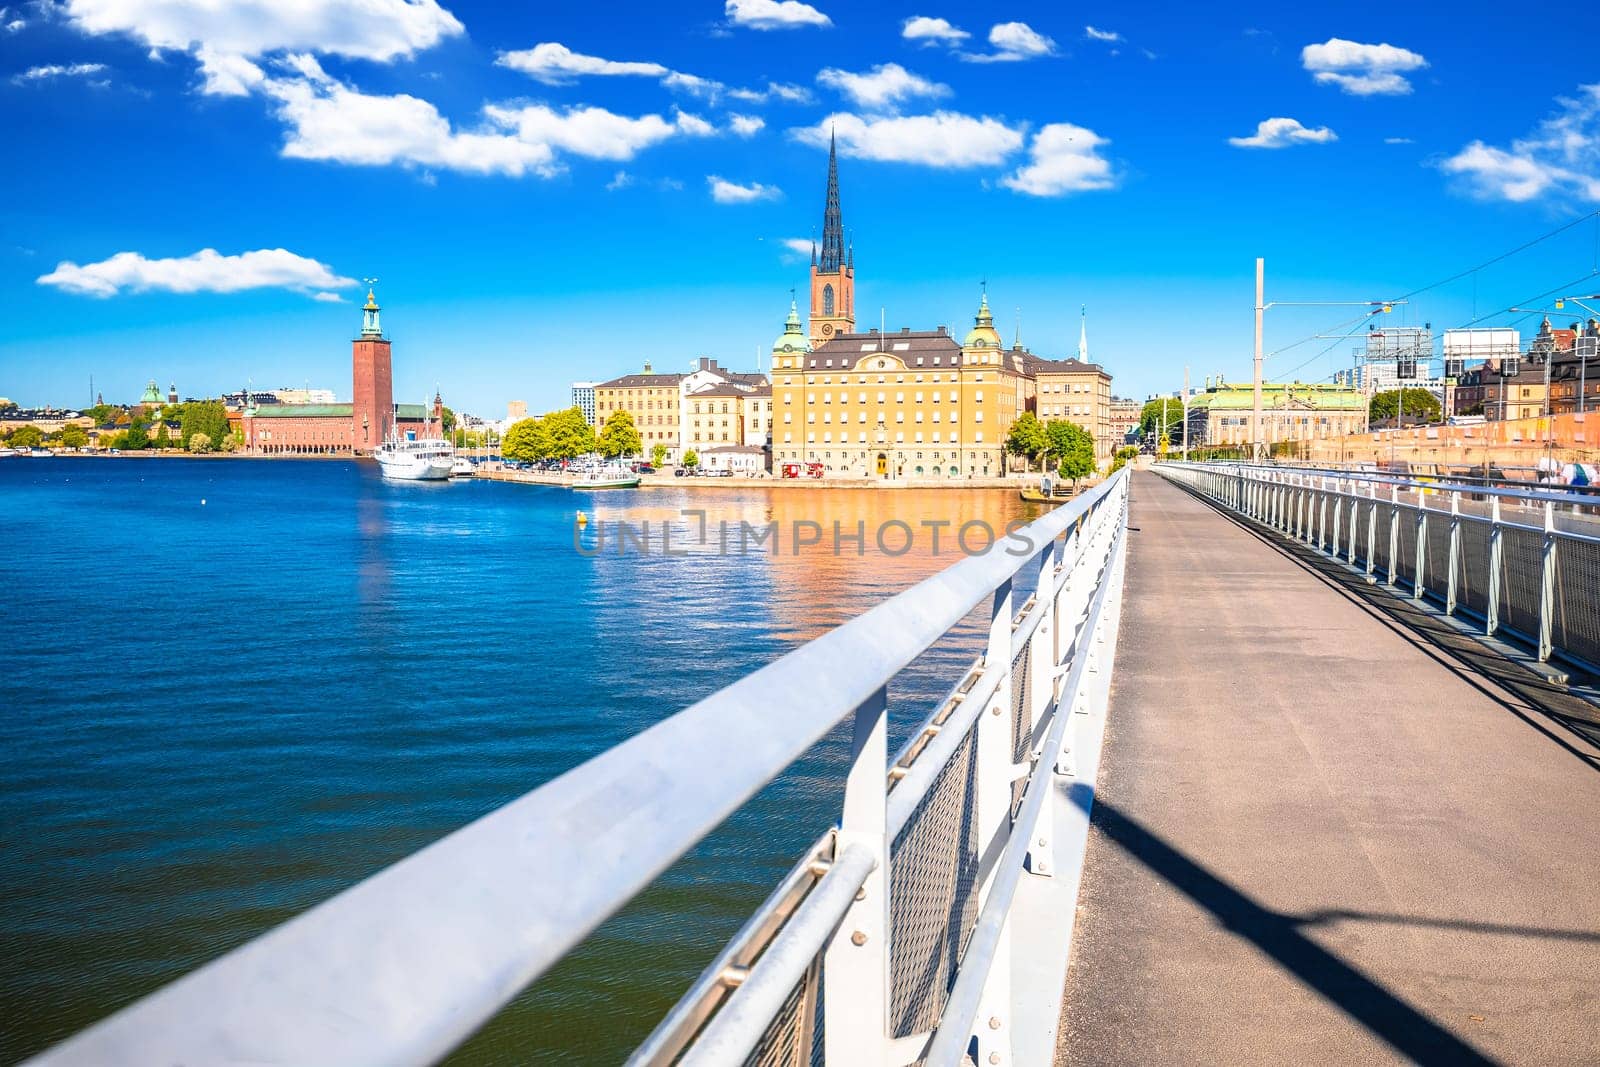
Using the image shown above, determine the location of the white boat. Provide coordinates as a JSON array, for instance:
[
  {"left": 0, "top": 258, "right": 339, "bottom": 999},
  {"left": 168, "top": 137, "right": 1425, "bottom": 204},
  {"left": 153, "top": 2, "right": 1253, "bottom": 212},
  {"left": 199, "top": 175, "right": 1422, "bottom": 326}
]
[
  {"left": 449, "top": 457, "right": 475, "bottom": 477},
  {"left": 572, "top": 462, "right": 641, "bottom": 490},
  {"left": 375, "top": 436, "right": 453, "bottom": 481}
]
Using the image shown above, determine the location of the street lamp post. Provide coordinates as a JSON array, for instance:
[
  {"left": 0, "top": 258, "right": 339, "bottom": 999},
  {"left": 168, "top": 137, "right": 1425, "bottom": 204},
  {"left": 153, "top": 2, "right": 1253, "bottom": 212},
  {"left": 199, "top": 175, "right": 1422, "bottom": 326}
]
[
  {"left": 1251, "top": 257, "right": 1400, "bottom": 462},
  {"left": 1555, "top": 294, "right": 1600, "bottom": 417}
]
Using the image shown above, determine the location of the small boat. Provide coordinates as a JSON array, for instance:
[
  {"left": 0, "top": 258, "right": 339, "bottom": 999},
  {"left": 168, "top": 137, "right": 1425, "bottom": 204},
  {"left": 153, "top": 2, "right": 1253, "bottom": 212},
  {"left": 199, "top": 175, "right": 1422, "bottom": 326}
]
[
  {"left": 375, "top": 435, "right": 453, "bottom": 481},
  {"left": 449, "top": 457, "right": 475, "bottom": 477},
  {"left": 572, "top": 462, "right": 641, "bottom": 490}
]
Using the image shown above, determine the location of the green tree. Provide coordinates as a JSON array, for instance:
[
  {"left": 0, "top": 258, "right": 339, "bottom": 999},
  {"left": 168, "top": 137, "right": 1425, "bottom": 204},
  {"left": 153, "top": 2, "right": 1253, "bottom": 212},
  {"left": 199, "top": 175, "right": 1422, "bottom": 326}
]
[
  {"left": 1005, "top": 411, "right": 1048, "bottom": 471},
  {"left": 1369, "top": 388, "right": 1441, "bottom": 426},
  {"left": 542, "top": 407, "right": 596, "bottom": 459},
  {"left": 440, "top": 406, "right": 457, "bottom": 435},
  {"left": 502, "top": 417, "right": 544, "bottom": 462},
  {"left": 596, "top": 410, "right": 642, "bottom": 458},
  {"left": 651, "top": 443, "right": 668, "bottom": 469},
  {"left": 11, "top": 424, "right": 44, "bottom": 448},
  {"left": 59, "top": 424, "right": 89, "bottom": 449},
  {"left": 683, "top": 449, "right": 700, "bottom": 469},
  {"left": 85, "top": 403, "right": 120, "bottom": 425},
  {"left": 1109, "top": 444, "right": 1139, "bottom": 474},
  {"left": 1049, "top": 421, "right": 1096, "bottom": 486},
  {"left": 188, "top": 432, "right": 214, "bottom": 453},
  {"left": 118, "top": 425, "right": 151, "bottom": 450},
  {"left": 220, "top": 430, "right": 244, "bottom": 453},
  {"left": 179, "top": 401, "right": 230, "bottom": 449},
  {"left": 1139, "top": 398, "right": 1184, "bottom": 442}
]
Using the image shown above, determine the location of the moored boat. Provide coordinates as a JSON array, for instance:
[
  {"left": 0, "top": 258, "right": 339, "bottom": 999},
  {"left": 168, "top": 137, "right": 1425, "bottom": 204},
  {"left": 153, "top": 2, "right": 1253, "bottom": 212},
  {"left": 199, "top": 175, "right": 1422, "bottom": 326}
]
[
  {"left": 449, "top": 457, "right": 475, "bottom": 477},
  {"left": 572, "top": 462, "right": 641, "bottom": 490},
  {"left": 375, "top": 435, "right": 453, "bottom": 481}
]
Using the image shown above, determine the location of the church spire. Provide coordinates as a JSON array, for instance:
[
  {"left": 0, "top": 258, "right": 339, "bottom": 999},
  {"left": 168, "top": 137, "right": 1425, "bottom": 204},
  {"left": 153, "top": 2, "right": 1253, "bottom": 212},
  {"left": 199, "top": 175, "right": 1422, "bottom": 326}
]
[
  {"left": 820, "top": 128, "right": 844, "bottom": 272},
  {"left": 1078, "top": 305, "right": 1089, "bottom": 361}
]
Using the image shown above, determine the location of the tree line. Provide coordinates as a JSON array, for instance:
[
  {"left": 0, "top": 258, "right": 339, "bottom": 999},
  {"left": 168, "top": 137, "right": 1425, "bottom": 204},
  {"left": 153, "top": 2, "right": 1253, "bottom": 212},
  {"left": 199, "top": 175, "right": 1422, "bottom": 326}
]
[
  {"left": 501, "top": 408, "right": 644, "bottom": 462},
  {"left": 1004, "top": 413, "right": 1097, "bottom": 485}
]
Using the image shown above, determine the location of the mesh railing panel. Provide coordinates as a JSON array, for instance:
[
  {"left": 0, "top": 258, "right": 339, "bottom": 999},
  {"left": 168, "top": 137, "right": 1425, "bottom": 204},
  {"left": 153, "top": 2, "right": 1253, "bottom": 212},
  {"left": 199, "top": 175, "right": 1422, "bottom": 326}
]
[
  {"left": 745, "top": 969, "right": 818, "bottom": 1067},
  {"left": 1552, "top": 535, "right": 1600, "bottom": 669},
  {"left": 1395, "top": 507, "right": 1421, "bottom": 589},
  {"left": 1010, "top": 640, "right": 1032, "bottom": 764},
  {"left": 1496, "top": 526, "right": 1545, "bottom": 641},
  {"left": 1371, "top": 502, "right": 1394, "bottom": 577},
  {"left": 1457, "top": 519, "right": 1492, "bottom": 617},
  {"left": 887, "top": 724, "right": 980, "bottom": 1038},
  {"left": 1422, "top": 512, "right": 1454, "bottom": 604}
]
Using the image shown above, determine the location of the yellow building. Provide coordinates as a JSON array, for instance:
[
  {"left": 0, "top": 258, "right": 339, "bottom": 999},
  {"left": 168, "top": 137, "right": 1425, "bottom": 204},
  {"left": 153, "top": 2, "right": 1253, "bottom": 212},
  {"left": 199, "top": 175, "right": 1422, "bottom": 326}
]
[
  {"left": 593, "top": 364, "right": 682, "bottom": 457},
  {"left": 771, "top": 293, "right": 1032, "bottom": 479},
  {"left": 1032, "top": 357, "right": 1114, "bottom": 461}
]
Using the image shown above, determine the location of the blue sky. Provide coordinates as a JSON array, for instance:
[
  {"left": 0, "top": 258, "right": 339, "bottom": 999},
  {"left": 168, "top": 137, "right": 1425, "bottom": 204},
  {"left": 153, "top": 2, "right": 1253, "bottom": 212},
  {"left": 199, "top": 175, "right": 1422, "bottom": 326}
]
[{"left": 4, "top": 0, "right": 1600, "bottom": 415}]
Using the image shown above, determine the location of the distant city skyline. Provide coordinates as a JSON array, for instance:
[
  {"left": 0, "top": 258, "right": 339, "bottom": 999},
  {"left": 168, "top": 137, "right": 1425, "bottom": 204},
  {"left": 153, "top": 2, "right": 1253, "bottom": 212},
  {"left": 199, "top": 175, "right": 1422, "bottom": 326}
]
[{"left": 4, "top": 1, "right": 1600, "bottom": 413}]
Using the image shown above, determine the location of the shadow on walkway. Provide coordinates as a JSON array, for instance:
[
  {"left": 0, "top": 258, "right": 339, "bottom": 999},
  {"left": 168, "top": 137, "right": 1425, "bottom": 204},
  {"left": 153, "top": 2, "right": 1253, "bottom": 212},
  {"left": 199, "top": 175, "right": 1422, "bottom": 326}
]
[{"left": 1091, "top": 799, "right": 1501, "bottom": 1066}]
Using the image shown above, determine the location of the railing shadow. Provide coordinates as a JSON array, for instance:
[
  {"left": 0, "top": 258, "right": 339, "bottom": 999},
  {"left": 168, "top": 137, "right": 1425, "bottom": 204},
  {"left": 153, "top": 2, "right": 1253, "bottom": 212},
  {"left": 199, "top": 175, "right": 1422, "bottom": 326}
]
[{"left": 1089, "top": 799, "right": 1501, "bottom": 1066}]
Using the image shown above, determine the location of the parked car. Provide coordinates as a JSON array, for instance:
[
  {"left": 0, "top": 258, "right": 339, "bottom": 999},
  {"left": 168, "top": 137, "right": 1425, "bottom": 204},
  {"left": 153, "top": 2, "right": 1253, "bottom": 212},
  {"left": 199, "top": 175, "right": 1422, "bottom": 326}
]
[
  {"left": 632, "top": 463, "right": 656, "bottom": 474},
  {"left": 674, "top": 467, "right": 690, "bottom": 477}
]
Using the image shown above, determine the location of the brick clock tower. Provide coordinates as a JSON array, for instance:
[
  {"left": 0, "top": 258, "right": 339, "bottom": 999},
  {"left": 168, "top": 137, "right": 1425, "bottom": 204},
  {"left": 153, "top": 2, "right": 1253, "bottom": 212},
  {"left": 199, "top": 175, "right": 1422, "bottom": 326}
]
[
  {"left": 809, "top": 131, "right": 855, "bottom": 346},
  {"left": 351, "top": 285, "right": 393, "bottom": 453}
]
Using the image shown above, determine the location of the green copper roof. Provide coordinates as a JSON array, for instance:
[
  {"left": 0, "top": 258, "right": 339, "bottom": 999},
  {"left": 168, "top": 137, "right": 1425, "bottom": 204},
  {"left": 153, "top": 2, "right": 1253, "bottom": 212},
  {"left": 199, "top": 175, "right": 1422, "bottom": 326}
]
[
  {"left": 773, "top": 299, "right": 811, "bottom": 355},
  {"left": 963, "top": 292, "right": 1001, "bottom": 349},
  {"left": 140, "top": 379, "right": 163, "bottom": 404}
]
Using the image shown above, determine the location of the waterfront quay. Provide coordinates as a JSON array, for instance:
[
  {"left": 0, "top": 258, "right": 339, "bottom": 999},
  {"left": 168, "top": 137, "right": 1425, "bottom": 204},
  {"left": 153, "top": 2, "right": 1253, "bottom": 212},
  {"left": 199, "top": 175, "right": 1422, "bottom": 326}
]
[{"left": 18, "top": 459, "right": 1600, "bottom": 1066}]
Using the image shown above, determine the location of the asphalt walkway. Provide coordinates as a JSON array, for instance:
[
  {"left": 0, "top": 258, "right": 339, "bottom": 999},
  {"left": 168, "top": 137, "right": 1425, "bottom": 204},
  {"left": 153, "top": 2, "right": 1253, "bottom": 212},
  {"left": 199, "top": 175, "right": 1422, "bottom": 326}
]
[{"left": 1056, "top": 471, "right": 1600, "bottom": 1065}]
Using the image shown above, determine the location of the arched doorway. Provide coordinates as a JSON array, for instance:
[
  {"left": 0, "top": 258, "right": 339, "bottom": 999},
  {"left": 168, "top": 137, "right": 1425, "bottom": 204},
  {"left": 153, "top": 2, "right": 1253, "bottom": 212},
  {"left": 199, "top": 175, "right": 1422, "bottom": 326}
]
[{"left": 875, "top": 452, "right": 888, "bottom": 477}]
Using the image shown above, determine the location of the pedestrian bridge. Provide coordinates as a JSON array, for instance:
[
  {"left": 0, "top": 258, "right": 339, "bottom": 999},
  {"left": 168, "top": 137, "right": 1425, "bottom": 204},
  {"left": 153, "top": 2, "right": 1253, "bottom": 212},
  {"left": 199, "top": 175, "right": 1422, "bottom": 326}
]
[{"left": 30, "top": 468, "right": 1600, "bottom": 1065}]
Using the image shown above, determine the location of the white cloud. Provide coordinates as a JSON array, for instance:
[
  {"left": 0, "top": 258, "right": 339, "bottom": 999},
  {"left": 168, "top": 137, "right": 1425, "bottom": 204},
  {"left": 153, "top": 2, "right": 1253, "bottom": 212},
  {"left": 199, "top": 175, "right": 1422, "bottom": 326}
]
[
  {"left": 1085, "top": 25, "right": 1121, "bottom": 42},
  {"left": 62, "top": 0, "right": 464, "bottom": 95},
  {"left": 254, "top": 59, "right": 716, "bottom": 178},
  {"left": 729, "top": 113, "right": 765, "bottom": 137},
  {"left": 312, "top": 290, "right": 347, "bottom": 302},
  {"left": 265, "top": 73, "right": 555, "bottom": 175},
  {"left": 708, "top": 176, "right": 781, "bottom": 203},
  {"left": 196, "top": 48, "right": 264, "bottom": 95},
  {"left": 795, "top": 111, "right": 1023, "bottom": 168},
  {"left": 1384, "top": 136, "right": 1413, "bottom": 145},
  {"left": 902, "top": 15, "right": 968, "bottom": 45},
  {"left": 780, "top": 237, "right": 813, "bottom": 256},
  {"left": 1441, "top": 85, "right": 1600, "bottom": 203},
  {"left": 495, "top": 42, "right": 666, "bottom": 85},
  {"left": 726, "top": 80, "right": 812, "bottom": 104},
  {"left": 1301, "top": 38, "right": 1427, "bottom": 96},
  {"left": 37, "top": 247, "right": 354, "bottom": 299},
  {"left": 725, "top": 0, "right": 830, "bottom": 31},
  {"left": 1228, "top": 117, "right": 1337, "bottom": 149},
  {"left": 606, "top": 170, "right": 633, "bottom": 191},
  {"left": 963, "top": 21, "right": 1056, "bottom": 63},
  {"left": 816, "top": 63, "right": 949, "bottom": 112},
  {"left": 1001, "top": 123, "right": 1115, "bottom": 196},
  {"left": 11, "top": 62, "right": 107, "bottom": 84}
]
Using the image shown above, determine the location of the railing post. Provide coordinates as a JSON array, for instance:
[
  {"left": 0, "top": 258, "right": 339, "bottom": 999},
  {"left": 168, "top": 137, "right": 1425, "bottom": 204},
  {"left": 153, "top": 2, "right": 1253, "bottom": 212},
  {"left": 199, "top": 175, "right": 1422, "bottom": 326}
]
[
  {"left": 970, "top": 578, "right": 1016, "bottom": 1066},
  {"left": 1365, "top": 483, "right": 1378, "bottom": 578},
  {"left": 1387, "top": 484, "right": 1401, "bottom": 587},
  {"left": 1446, "top": 491, "right": 1461, "bottom": 616},
  {"left": 1026, "top": 532, "right": 1062, "bottom": 880},
  {"left": 1486, "top": 495, "right": 1503, "bottom": 637},
  {"left": 1539, "top": 500, "right": 1557, "bottom": 662},
  {"left": 1413, "top": 499, "right": 1427, "bottom": 600},
  {"left": 1319, "top": 489, "right": 1330, "bottom": 552},
  {"left": 1331, "top": 483, "right": 1343, "bottom": 556},
  {"left": 821, "top": 685, "right": 891, "bottom": 1063}
]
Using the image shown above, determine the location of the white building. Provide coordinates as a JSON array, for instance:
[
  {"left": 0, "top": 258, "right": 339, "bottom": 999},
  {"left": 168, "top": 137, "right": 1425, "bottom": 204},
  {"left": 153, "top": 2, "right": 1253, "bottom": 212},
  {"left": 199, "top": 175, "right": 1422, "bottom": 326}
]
[{"left": 570, "top": 382, "right": 598, "bottom": 425}]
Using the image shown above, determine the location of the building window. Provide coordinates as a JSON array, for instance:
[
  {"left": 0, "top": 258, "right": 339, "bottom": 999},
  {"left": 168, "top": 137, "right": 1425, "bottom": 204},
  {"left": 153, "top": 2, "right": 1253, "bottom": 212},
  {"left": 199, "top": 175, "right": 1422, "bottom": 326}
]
[{"left": 823, "top": 285, "right": 835, "bottom": 316}]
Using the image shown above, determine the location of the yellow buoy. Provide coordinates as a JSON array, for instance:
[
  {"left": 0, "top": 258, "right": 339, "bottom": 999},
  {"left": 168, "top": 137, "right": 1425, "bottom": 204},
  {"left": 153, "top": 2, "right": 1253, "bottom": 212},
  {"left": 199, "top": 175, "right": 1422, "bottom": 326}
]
[{"left": 576, "top": 511, "right": 589, "bottom": 526}]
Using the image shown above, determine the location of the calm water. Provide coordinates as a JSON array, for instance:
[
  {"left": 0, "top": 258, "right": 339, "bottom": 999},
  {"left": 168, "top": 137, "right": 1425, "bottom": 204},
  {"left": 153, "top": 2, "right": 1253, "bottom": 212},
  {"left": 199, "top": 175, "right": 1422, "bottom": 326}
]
[{"left": 0, "top": 457, "right": 1036, "bottom": 1063}]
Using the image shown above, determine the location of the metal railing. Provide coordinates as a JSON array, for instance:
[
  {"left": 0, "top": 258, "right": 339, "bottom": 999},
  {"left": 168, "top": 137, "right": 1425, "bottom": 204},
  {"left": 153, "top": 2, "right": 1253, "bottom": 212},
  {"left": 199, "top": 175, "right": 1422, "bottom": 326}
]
[
  {"left": 32, "top": 468, "right": 1132, "bottom": 1067},
  {"left": 1158, "top": 462, "right": 1600, "bottom": 675}
]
